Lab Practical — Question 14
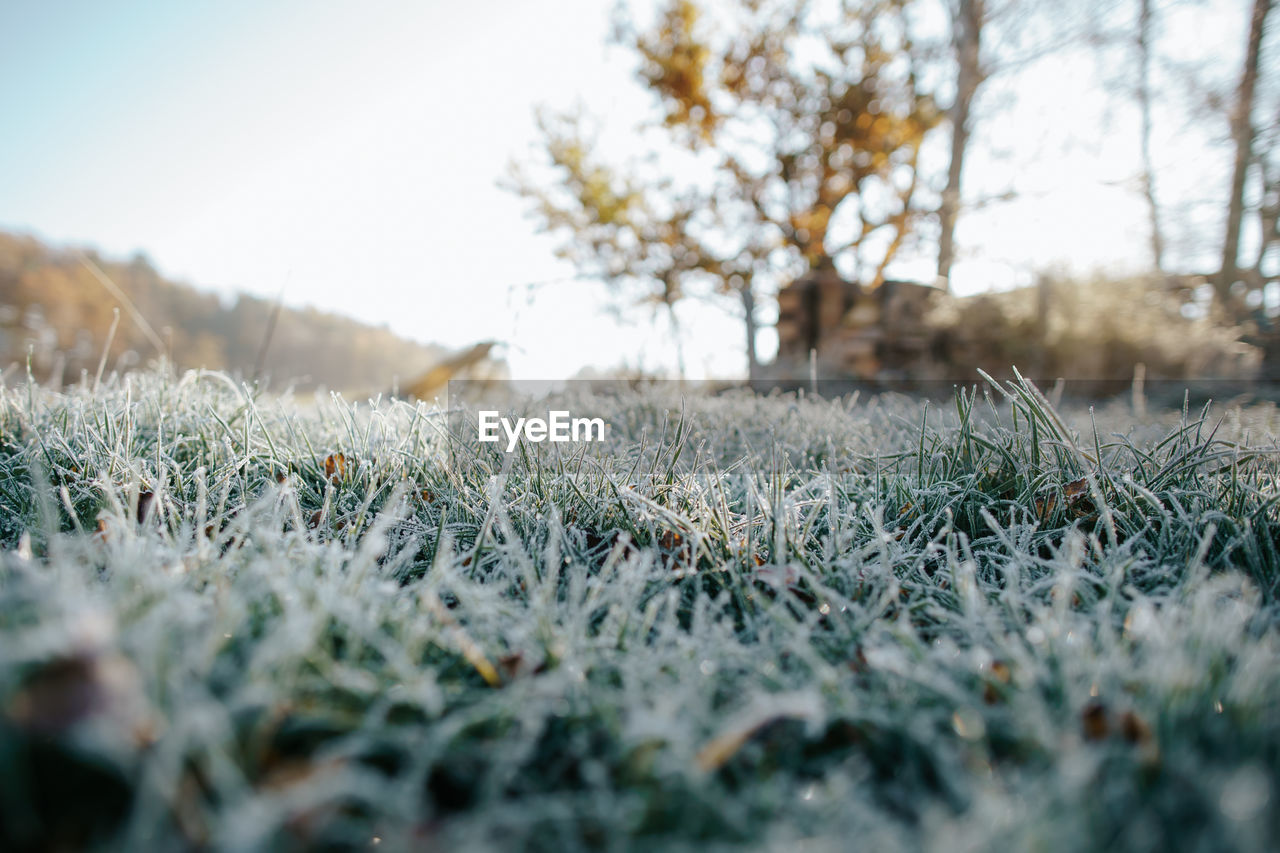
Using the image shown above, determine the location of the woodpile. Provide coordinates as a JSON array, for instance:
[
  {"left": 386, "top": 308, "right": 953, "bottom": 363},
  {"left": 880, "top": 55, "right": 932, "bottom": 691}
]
[
  {"left": 775, "top": 270, "right": 945, "bottom": 380},
  {"left": 773, "top": 269, "right": 1264, "bottom": 392}
]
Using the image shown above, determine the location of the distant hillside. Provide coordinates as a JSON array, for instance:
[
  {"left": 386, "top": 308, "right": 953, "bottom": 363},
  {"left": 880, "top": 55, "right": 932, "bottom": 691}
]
[{"left": 0, "top": 231, "right": 476, "bottom": 391}]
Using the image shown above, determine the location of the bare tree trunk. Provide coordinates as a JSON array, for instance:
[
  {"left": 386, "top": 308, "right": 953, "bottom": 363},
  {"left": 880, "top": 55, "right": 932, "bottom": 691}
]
[
  {"left": 1217, "top": 0, "right": 1273, "bottom": 308},
  {"left": 742, "top": 284, "right": 759, "bottom": 383},
  {"left": 1136, "top": 0, "right": 1165, "bottom": 274},
  {"left": 936, "top": 0, "right": 985, "bottom": 291},
  {"left": 1250, "top": 105, "right": 1280, "bottom": 284},
  {"left": 1255, "top": 157, "right": 1280, "bottom": 280},
  {"left": 667, "top": 305, "right": 687, "bottom": 379}
]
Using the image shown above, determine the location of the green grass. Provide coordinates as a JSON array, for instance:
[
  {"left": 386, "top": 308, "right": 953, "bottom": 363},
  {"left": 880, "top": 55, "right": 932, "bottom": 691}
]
[{"left": 1, "top": 367, "right": 1279, "bottom": 851}]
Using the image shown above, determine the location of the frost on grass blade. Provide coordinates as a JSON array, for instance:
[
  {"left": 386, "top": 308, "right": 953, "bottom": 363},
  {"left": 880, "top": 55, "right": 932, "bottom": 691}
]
[{"left": 0, "top": 370, "right": 1278, "bottom": 850}]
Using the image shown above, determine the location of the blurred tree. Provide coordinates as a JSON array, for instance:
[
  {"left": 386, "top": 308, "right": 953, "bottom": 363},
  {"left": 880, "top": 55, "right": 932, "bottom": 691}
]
[
  {"left": 1249, "top": 100, "right": 1280, "bottom": 288},
  {"left": 936, "top": 0, "right": 985, "bottom": 289},
  {"left": 1217, "top": 0, "right": 1274, "bottom": 310},
  {"left": 508, "top": 0, "right": 941, "bottom": 379},
  {"left": 938, "top": 0, "right": 1117, "bottom": 287},
  {"left": 1086, "top": 0, "right": 1173, "bottom": 275},
  {"left": 1134, "top": 0, "right": 1165, "bottom": 274}
]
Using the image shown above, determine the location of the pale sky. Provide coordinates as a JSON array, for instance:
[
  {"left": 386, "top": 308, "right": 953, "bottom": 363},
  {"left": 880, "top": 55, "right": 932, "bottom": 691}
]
[{"left": 0, "top": 0, "right": 1257, "bottom": 378}]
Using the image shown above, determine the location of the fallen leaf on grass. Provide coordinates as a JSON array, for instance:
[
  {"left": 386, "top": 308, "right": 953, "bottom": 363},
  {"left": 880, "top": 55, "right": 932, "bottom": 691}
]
[
  {"left": 7, "top": 619, "right": 155, "bottom": 746},
  {"left": 990, "top": 660, "right": 1011, "bottom": 683},
  {"left": 658, "top": 529, "right": 693, "bottom": 571},
  {"left": 983, "top": 659, "right": 1012, "bottom": 704},
  {"left": 496, "top": 651, "right": 549, "bottom": 682},
  {"left": 1081, "top": 700, "right": 1110, "bottom": 741},
  {"left": 497, "top": 652, "right": 526, "bottom": 681},
  {"left": 1036, "top": 477, "right": 1097, "bottom": 522},
  {"left": 136, "top": 488, "right": 155, "bottom": 522},
  {"left": 1119, "top": 709, "right": 1153, "bottom": 746},
  {"left": 323, "top": 453, "right": 346, "bottom": 485},
  {"left": 1081, "top": 700, "right": 1157, "bottom": 759}
]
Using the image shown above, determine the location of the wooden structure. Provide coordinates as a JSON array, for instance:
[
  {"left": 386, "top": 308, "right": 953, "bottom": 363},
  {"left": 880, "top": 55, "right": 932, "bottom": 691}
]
[
  {"left": 775, "top": 269, "right": 1272, "bottom": 391},
  {"left": 775, "top": 270, "right": 944, "bottom": 380},
  {"left": 400, "top": 341, "right": 502, "bottom": 400}
]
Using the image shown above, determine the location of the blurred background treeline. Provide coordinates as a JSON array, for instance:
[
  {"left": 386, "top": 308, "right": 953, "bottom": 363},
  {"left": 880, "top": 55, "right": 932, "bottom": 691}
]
[
  {"left": 0, "top": 231, "right": 479, "bottom": 393},
  {"left": 507, "top": 0, "right": 1280, "bottom": 389},
  {"left": 1, "top": 0, "right": 1277, "bottom": 391}
]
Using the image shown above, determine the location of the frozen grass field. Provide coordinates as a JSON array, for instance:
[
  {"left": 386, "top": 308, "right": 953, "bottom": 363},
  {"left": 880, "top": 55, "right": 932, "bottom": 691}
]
[{"left": 1, "top": 368, "right": 1279, "bottom": 851}]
